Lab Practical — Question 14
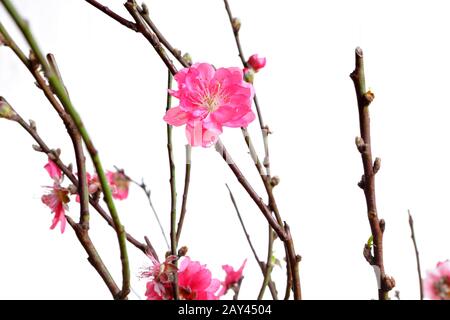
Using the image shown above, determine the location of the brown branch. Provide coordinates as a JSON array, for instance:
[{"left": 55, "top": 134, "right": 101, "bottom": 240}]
[
  {"left": 138, "top": 4, "right": 190, "bottom": 68},
  {"left": 223, "top": 0, "right": 270, "bottom": 176},
  {"left": 225, "top": 184, "right": 278, "bottom": 300},
  {"left": 408, "top": 210, "right": 423, "bottom": 300},
  {"left": 215, "top": 139, "right": 286, "bottom": 240},
  {"left": 66, "top": 216, "right": 121, "bottom": 298},
  {"left": 176, "top": 145, "right": 192, "bottom": 244},
  {"left": 85, "top": 0, "right": 138, "bottom": 32},
  {"left": 124, "top": 0, "right": 178, "bottom": 76},
  {"left": 350, "top": 47, "right": 395, "bottom": 300},
  {"left": 223, "top": 0, "right": 246, "bottom": 66}
]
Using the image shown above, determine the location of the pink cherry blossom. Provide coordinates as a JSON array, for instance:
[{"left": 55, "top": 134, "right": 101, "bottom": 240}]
[
  {"left": 44, "top": 159, "right": 62, "bottom": 181},
  {"left": 219, "top": 259, "right": 247, "bottom": 296},
  {"left": 143, "top": 254, "right": 178, "bottom": 300},
  {"left": 163, "top": 63, "right": 255, "bottom": 147},
  {"left": 424, "top": 260, "right": 450, "bottom": 300},
  {"left": 178, "top": 257, "right": 221, "bottom": 300},
  {"left": 106, "top": 171, "right": 129, "bottom": 200},
  {"left": 144, "top": 256, "right": 221, "bottom": 300},
  {"left": 41, "top": 159, "right": 69, "bottom": 233},
  {"left": 75, "top": 172, "right": 100, "bottom": 202},
  {"left": 247, "top": 54, "right": 266, "bottom": 72}
]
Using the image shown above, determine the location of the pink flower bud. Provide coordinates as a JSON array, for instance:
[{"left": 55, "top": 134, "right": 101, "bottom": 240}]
[{"left": 247, "top": 54, "right": 266, "bottom": 72}]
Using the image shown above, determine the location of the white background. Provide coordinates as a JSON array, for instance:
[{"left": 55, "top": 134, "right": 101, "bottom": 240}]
[{"left": 0, "top": 0, "right": 449, "bottom": 300}]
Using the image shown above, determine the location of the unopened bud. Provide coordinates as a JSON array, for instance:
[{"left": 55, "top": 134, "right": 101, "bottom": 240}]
[
  {"left": 355, "top": 137, "right": 366, "bottom": 153},
  {"left": 373, "top": 157, "right": 381, "bottom": 174},
  {"left": 178, "top": 246, "right": 188, "bottom": 257},
  {"left": 32, "top": 144, "right": 43, "bottom": 152},
  {"left": 182, "top": 52, "right": 192, "bottom": 65},
  {"left": 232, "top": 17, "right": 241, "bottom": 34},
  {"left": 0, "top": 97, "right": 18, "bottom": 121},
  {"left": 29, "top": 119, "right": 37, "bottom": 131},
  {"left": 243, "top": 67, "right": 255, "bottom": 83},
  {"left": 247, "top": 54, "right": 266, "bottom": 72},
  {"left": 270, "top": 176, "right": 280, "bottom": 187}
]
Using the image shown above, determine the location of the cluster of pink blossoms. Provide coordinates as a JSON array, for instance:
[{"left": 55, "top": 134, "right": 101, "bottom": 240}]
[
  {"left": 163, "top": 56, "right": 265, "bottom": 147},
  {"left": 143, "top": 255, "right": 246, "bottom": 300},
  {"left": 424, "top": 260, "right": 450, "bottom": 300},
  {"left": 41, "top": 159, "right": 129, "bottom": 233}
]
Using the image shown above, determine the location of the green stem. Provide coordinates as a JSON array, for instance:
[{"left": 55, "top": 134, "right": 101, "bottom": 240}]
[{"left": 1, "top": 0, "right": 130, "bottom": 299}]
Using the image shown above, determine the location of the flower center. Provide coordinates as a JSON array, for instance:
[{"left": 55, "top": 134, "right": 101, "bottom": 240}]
[
  {"left": 435, "top": 276, "right": 450, "bottom": 299},
  {"left": 202, "top": 93, "right": 220, "bottom": 113}
]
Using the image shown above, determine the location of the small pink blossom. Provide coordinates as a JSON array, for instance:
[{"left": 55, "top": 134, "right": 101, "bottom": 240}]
[
  {"left": 164, "top": 63, "right": 255, "bottom": 147},
  {"left": 247, "top": 54, "right": 266, "bottom": 72},
  {"left": 44, "top": 159, "right": 62, "bottom": 181},
  {"left": 144, "top": 256, "right": 221, "bottom": 300},
  {"left": 75, "top": 172, "right": 100, "bottom": 202},
  {"left": 41, "top": 159, "right": 68, "bottom": 233},
  {"left": 106, "top": 171, "right": 129, "bottom": 200},
  {"left": 219, "top": 259, "right": 247, "bottom": 296},
  {"left": 424, "top": 260, "right": 450, "bottom": 300}
]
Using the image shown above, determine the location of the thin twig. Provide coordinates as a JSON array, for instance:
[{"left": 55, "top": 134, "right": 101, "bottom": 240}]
[
  {"left": 225, "top": 184, "right": 278, "bottom": 300},
  {"left": 223, "top": 0, "right": 270, "bottom": 176},
  {"left": 215, "top": 139, "right": 286, "bottom": 240},
  {"left": 138, "top": 3, "right": 190, "bottom": 68},
  {"left": 85, "top": 0, "right": 138, "bottom": 32},
  {"left": 124, "top": 0, "right": 178, "bottom": 76},
  {"left": 176, "top": 145, "right": 192, "bottom": 244},
  {"left": 408, "top": 210, "right": 423, "bottom": 300},
  {"left": 165, "top": 70, "right": 179, "bottom": 300},
  {"left": 66, "top": 216, "right": 120, "bottom": 298},
  {"left": 350, "top": 47, "right": 395, "bottom": 300},
  {"left": 116, "top": 167, "right": 170, "bottom": 250}
]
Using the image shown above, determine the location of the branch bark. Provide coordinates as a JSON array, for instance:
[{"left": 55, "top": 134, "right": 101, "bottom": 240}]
[
  {"left": 408, "top": 210, "right": 423, "bottom": 300},
  {"left": 350, "top": 47, "right": 395, "bottom": 300}
]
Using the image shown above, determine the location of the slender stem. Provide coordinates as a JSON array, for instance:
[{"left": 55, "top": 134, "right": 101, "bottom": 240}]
[
  {"left": 47, "top": 53, "right": 90, "bottom": 229},
  {"left": 124, "top": 0, "right": 178, "bottom": 76},
  {"left": 85, "top": 0, "right": 138, "bottom": 32},
  {"left": 138, "top": 4, "right": 190, "bottom": 68},
  {"left": 223, "top": 0, "right": 246, "bottom": 66},
  {"left": 225, "top": 184, "right": 262, "bottom": 266},
  {"left": 258, "top": 226, "right": 274, "bottom": 300},
  {"left": 350, "top": 47, "right": 394, "bottom": 300},
  {"left": 225, "top": 184, "right": 278, "bottom": 300},
  {"left": 0, "top": 21, "right": 28, "bottom": 66},
  {"left": 215, "top": 139, "right": 286, "bottom": 240},
  {"left": 408, "top": 210, "right": 423, "bottom": 300},
  {"left": 66, "top": 216, "right": 120, "bottom": 298},
  {"left": 1, "top": 0, "right": 130, "bottom": 298},
  {"left": 223, "top": 0, "right": 270, "bottom": 176},
  {"left": 176, "top": 145, "right": 192, "bottom": 244},
  {"left": 116, "top": 167, "right": 170, "bottom": 249},
  {"left": 165, "top": 70, "right": 179, "bottom": 300}
]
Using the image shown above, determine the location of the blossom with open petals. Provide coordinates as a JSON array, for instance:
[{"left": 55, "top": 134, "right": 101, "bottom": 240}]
[
  {"left": 164, "top": 63, "right": 255, "bottom": 147},
  {"left": 144, "top": 256, "right": 221, "bottom": 300},
  {"left": 247, "top": 54, "right": 266, "bottom": 72},
  {"left": 41, "top": 159, "right": 69, "bottom": 233},
  {"left": 424, "top": 260, "right": 450, "bottom": 300},
  {"left": 106, "top": 171, "right": 129, "bottom": 200},
  {"left": 219, "top": 259, "right": 247, "bottom": 296}
]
